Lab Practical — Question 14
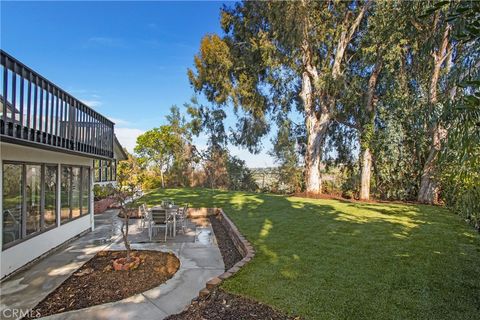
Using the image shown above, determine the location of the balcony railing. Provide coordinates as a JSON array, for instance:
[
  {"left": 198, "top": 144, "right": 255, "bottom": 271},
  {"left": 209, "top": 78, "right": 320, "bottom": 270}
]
[{"left": 0, "top": 50, "right": 114, "bottom": 159}]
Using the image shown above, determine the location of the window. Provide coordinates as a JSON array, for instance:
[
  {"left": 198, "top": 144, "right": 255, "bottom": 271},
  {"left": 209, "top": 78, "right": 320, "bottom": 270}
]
[
  {"left": 94, "top": 159, "right": 116, "bottom": 183},
  {"left": 25, "top": 165, "right": 42, "bottom": 235},
  {"left": 44, "top": 166, "right": 57, "bottom": 228},
  {"left": 82, "top": 168, "right": 90, "bottom": 215},
  {"left": 94, "top": 160, "right": 100, "bottom": 182},
  {"left": 71, "top": 167, "right": 81, "bottom": 219},
  {"left": 102, "top": 161, "right": 108, "bottom": 181},
  {"left": 60, "top": 165, "right": 90, "bottom": 223},
  {"left": 2, "top": 163, "right": 23, "bottom": 245},
  {"left": 112, "top": 160, "right": 117, "bottom": 181},
  {"left": 61, "top": 166, "right": 71, "bottom": 223}
]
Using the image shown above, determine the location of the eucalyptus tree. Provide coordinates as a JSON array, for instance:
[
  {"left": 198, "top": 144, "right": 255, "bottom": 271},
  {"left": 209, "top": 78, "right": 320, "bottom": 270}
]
[
  {"left": 165, "top": 105, "right": 197, "bottom": 186},
  {"left": 188, "top": 0, "right": 371, "bottom": 194},
  {"left": 434, "top": 0, "right": 480, "bottom": 227},
  {"left": 335, "top": 1, "right": 418, "bottom": 200}
]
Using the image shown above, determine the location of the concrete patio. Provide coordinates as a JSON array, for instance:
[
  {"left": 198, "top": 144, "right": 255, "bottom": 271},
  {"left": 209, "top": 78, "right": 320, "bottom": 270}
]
[{"left": 0, "top": 210, "right": 225, "bottom": 320}]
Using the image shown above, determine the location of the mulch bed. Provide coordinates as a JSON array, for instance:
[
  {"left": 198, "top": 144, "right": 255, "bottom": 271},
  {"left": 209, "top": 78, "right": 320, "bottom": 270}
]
[
  {"left": 166, "top": 288, "right": 298, "bottom": 320},
  {"left": 208, "top": 215, "right": 243, "bottom": 270},
  {"left": 25, "top": 250, "right": 179, "bottom": 319}
]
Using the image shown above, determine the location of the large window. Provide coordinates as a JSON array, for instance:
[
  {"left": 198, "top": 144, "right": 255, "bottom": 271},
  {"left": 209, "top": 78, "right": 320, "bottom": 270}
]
[
  {"left": 60, "top": 166, "right": 90, "bottom": 221},
  {"left": 2, "top": 162, "right": 90, "bottom": 249},
  {"left": 61, "top": 166, "right": 71, "bottom": 223},
  {"left": 71, "top": 167, "right": 81, "bottom": 219},
  {"left": 25, "top": 165, "right": 42, "bottom": 236},
  {"left": 44, "top": 166, "right": 57, "bottom": 228}
]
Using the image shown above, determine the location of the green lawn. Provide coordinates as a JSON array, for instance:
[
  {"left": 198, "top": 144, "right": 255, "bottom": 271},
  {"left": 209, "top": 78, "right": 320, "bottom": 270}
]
[{"left": 138, "top": 188, "right": 480, "bottom": 320}]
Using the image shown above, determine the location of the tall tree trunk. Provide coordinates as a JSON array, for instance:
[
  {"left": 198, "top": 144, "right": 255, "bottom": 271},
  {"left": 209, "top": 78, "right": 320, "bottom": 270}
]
[
  {"left": 301, "top": 0, "right": 370, "bottom": 194},
  {"left": 160, "top": 170, "right": 165, "bottom": 188},
  {"left": 359, "top": 148, "right": 372, "bottom": 200},
  {"left": 359, "top": 57, "right": 382, "bottom": 201},
  {"left": 418, "top": 23, "right": 451, "bottom": 204},
  {"left": 305, "top": 111, "right": 330, "bottom": 194},
  {"left": 300, "top": 1, "right": 323, "bottom": 194}
]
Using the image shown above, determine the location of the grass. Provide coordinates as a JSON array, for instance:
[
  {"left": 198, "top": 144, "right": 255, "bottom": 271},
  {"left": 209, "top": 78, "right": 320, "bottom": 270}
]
[{"left": 138, "top": 188, "right": 480, "bottom": 320}]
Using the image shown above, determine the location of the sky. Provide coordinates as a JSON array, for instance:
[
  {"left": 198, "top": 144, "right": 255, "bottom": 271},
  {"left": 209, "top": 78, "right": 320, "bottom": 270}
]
[{"left": 1, "top": 1, "right": 277, "bottom": 167}]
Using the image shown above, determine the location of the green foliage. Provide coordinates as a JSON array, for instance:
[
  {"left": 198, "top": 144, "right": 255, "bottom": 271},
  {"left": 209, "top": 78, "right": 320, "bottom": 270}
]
[
  {"left": 117, "top": 152, "right": 143, "bottom": 190},
  {"left": 93, "top": 184, "right": 115, "bottom": 201},
  {"left": 269, "top": 118, "right": 304, "bottom": 193},
  {"left": 134, "top": 124, "right": 184, "bottom": 188},
  {"left": 134, "top": 125, "right": 182, "bottom": 168},
  {"left": 419, "top": 0, "right": 480, "bottom": 226},
  {"left": 226, "top": 155, "right": 258, "bottom": 192}
]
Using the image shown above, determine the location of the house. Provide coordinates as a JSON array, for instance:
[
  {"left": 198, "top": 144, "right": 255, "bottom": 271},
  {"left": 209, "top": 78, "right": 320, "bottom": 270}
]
[{"left": 0, "top": 50, "right": 126, "bottom": 278}]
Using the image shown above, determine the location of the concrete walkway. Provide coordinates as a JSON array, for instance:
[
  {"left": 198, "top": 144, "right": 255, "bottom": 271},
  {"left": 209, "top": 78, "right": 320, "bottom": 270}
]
[{"left": 0, "top": 210, "right": 225, "bottom": 320}]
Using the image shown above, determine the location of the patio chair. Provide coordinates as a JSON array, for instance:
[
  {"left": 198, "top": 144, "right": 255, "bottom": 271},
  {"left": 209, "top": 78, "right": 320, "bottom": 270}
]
[
  {"left": 138, "top": 205, "right": 148, "bottom": 230},
  {"left": 148, "top": 208, "right": 174, "bottom": 242},
  {"left": 140, "top": 204, "right": 151, "bottom": 230},
  {"left": 161, "top": 199, "right": 174, "bottom": 208},
  {"left": 175, "top": 204, "right": 189, "bottom": 234}
]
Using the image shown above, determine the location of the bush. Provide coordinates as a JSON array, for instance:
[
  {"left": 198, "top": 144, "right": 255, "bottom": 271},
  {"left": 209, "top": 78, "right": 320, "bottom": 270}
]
[{"left": 93, "top": 184, "right": 115, "bottom": 201}]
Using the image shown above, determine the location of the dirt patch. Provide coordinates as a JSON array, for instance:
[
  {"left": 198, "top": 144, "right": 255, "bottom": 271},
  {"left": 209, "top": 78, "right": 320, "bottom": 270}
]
[
  {"left": 209, "top": 215, "right": 243, "bottom": 270},
  {"left": 25, "top": 250, "right": 179, "bottom": 319},
  {"left": 166, "top": 288, "right": 298, "bottom": 320}
]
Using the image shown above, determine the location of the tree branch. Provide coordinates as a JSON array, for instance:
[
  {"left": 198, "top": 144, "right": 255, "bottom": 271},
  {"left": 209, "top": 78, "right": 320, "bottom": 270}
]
[{"left": 332, "top": 0, "right": 371, "bottom": 79}]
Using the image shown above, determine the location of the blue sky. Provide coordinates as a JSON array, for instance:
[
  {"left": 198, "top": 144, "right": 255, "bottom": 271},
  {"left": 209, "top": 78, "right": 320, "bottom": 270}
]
[{"left": 1, "top": 1, "right": 276, "bottom": 167}]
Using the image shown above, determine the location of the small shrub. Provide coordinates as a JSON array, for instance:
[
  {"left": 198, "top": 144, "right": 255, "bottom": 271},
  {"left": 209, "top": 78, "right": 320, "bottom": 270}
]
[{"left": 94, "top": 184, "right": 116, "bottom": 201}]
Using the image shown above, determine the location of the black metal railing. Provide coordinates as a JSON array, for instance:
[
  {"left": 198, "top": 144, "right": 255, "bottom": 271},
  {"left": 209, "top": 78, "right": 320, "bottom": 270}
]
[{"left": 0, "top": 50, "right": 114, "bottom": 159}]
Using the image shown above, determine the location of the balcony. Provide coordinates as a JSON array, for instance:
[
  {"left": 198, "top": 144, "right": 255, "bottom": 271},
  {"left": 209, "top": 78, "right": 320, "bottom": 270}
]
[{"left": 0, "top": 50, "right": 114, "bottom": 159}]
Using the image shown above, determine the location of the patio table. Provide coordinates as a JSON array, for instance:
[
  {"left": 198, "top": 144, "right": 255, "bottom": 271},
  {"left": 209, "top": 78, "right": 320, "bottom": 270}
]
[{"left": 151, "top": 205, "right": 179, "bottom": 237}]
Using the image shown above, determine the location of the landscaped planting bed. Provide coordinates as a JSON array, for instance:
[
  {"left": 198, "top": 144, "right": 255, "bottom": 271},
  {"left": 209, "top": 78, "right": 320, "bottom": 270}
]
[
  {"left": 25, "top": 250, "right": 179, "bottom": 319},
  {"left": 166, "top": 288, "right": 298, "bottom": 320},
  {"left": 208, "top": 214, "right": 243, "bottom": 270}
]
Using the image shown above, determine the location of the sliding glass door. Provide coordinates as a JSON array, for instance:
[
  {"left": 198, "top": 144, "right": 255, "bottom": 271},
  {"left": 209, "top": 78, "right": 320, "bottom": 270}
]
[
  {"left": 2, "top": 161, "right": 91, "bottom": 249},
  {"left": 2, "top": 164, "right": 23, "bottom": 246}
]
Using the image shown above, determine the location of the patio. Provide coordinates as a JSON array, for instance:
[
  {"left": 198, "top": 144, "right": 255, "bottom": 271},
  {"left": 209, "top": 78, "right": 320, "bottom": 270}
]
[{"left": 0, "top": 209, "right": 225, "bottom": 320}]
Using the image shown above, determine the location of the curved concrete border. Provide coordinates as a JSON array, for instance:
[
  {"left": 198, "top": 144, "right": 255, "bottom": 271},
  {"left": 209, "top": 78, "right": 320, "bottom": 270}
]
[{"left": 40, "top": 244, "right": 225, "bottom": 320}]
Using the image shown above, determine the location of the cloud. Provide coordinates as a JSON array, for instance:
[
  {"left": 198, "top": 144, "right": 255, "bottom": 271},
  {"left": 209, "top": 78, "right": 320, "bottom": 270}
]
[
  {"left": 108, "top": 117, "right": 130, "bottom": 126},
  {"left": 81, "top": 100, "right": 103, "bottom": 108},
  {"left": 115, "top": 127, "right": 145, "bottom": 153}
]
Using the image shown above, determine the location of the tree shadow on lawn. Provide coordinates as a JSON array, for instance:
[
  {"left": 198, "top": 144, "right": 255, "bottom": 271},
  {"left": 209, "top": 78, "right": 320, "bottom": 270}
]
[{"left": 138, "top": 188, "right": 480, "bottom": 320}]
